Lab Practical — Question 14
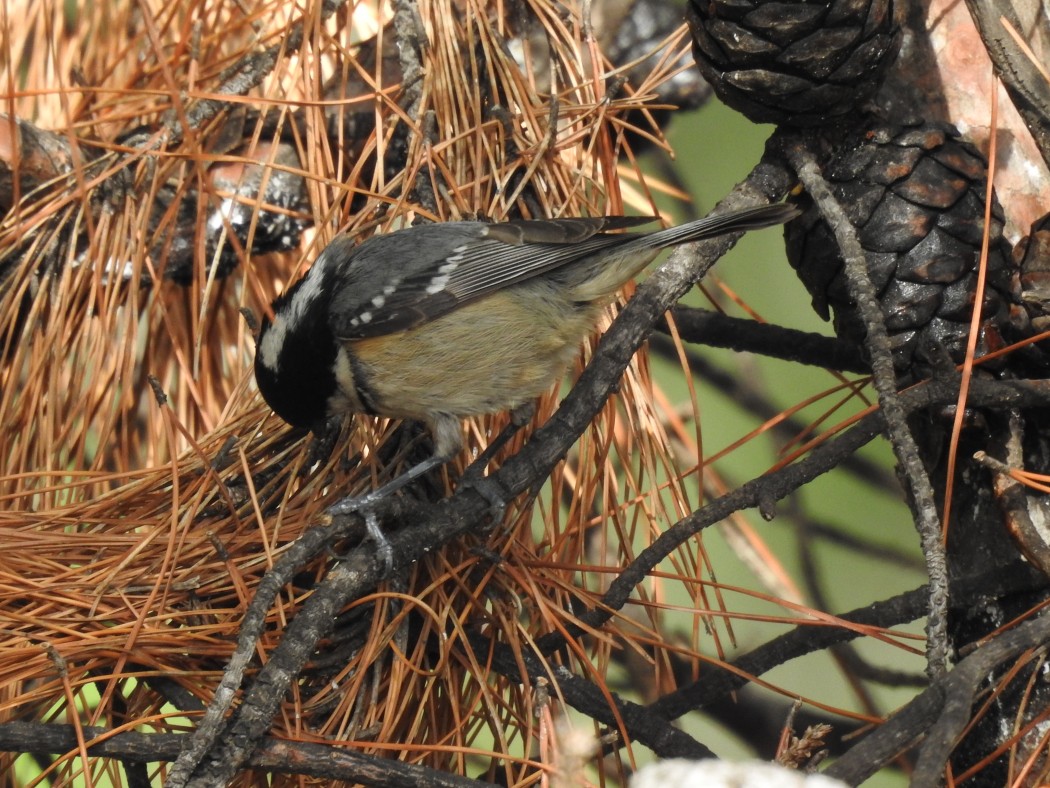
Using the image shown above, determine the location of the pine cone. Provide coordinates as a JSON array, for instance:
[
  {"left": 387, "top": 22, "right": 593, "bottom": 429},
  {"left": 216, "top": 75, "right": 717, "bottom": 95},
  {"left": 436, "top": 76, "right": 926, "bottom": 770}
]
[
  {"left": 687, "top": 0, "right": 900, "bottom": 126},
  {"left": 784, "top": 121, "right": 1019, "bottom": 380},
  {"left": 157, "top": 140, "right": 309, "bottom": 284},
  {"left": 602, "top": 0, "right": 710, "bottom": 113},
  {"left": 1016, "top": 213, "right": 1050, "bottom": 333}
]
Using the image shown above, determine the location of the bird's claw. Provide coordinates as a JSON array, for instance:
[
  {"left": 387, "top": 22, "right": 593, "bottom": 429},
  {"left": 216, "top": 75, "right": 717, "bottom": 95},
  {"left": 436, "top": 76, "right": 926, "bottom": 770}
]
[
  {"left": 326, "top": 494, "right": 395, "bottom": 574},
  {"left": 459, "top": 473, "right": 511, "bottom": 526}
]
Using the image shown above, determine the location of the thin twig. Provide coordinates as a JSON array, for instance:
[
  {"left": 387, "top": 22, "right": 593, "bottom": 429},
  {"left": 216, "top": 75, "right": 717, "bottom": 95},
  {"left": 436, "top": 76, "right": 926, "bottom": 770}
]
[
  {"left": 0, "top": 722, "right": 488, "bottom": 787},
  {"left": 164, "top": 517, "right": 356, "bottom": 786},
  {"left": 779, "top": 135, "right": 951, "bottom": 679},
  {"left": 825, "top": 612, "right": 1050, "bottom": 786},
  {"left": 533, "top": 375, "right": 1050, "bottom": 655},
  {"left": 661, "top": 306, "right": 870, "bottom": 373},
  {"left": 164, "top": 0, "right": 347, "bottom": 147}
]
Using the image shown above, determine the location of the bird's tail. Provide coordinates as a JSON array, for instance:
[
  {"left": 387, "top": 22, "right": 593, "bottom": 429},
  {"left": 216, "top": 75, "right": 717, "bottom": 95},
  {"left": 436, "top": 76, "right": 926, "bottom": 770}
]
[
  {"left": 564, "top": 202, "right": 798, "bottom": 301},
  {"left": 637, "top": 203, "right": 800, "bottom": 251}
]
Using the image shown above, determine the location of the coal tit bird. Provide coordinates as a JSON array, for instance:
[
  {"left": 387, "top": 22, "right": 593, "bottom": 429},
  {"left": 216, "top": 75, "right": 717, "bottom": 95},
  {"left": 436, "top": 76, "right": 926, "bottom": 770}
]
[{"left": 254, "top": 204, "right": 797, "bottom": 556}]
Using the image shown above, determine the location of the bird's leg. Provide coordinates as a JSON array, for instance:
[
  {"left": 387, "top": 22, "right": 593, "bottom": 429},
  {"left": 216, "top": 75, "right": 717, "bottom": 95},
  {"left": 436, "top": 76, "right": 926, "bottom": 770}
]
[
  {"left": 326, "top": 451, "right": 450, "bottom": 515},
  {"left": 461, "top": 402, "right": 535, "bottom": 485},
  {"left": 458, "top": 403, "right": 535, "bottom": 523},
  {"left": 326, "top": 453, "right": 447, "bottom": 572},
  {"left": 326, "top": 414, "right": 462, "bottom": 571}
]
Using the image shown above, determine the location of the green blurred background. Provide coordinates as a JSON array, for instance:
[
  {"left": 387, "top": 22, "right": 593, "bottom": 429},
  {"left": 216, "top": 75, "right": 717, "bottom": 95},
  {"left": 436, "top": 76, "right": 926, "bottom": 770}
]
[{"left": 623, "top": 98, "right": 929, "bottom": 785}]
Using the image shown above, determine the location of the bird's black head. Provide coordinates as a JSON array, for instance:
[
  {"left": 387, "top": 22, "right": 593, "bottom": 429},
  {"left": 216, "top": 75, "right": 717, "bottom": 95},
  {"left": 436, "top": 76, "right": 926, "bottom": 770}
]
[{"left": 255, "top": 270, "right": 339, "bottom": 431}]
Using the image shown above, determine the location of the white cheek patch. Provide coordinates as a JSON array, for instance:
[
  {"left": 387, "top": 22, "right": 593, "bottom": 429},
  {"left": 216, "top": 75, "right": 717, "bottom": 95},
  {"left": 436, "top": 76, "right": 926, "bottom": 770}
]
[
  {"left": 258, "top": 314, "right": 288, "bottom": 371},
  {"left": 328, "top": 348, "right": 358, "bottom": 413}
]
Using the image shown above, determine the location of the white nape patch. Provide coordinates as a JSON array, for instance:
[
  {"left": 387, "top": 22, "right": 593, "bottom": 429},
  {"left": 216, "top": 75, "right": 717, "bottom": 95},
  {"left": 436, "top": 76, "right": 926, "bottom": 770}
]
[
  {"left": 261, "top": 244, "right": 341, "bottom": 371},
  {"left": 286, "top": 250, "right": 338, "bottom": 327}
]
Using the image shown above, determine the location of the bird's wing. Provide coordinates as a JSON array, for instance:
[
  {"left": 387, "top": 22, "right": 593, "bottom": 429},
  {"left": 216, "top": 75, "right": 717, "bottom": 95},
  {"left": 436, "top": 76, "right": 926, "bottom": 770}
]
[{"left": 327, "top": 217, "right": 655, "bottom": 339}]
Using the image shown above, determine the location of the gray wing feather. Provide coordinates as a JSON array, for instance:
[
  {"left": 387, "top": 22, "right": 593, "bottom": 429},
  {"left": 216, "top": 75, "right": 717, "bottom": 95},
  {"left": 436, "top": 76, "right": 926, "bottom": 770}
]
[{"left": 328, "top": 218, "right": 655, "bottom": 339}]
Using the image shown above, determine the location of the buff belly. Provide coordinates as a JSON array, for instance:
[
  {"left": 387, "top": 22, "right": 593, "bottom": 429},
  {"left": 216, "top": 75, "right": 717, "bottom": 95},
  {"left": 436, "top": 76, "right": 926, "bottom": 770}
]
[{"left": 350, "top": 285, "right": 601, "bottom": 420}]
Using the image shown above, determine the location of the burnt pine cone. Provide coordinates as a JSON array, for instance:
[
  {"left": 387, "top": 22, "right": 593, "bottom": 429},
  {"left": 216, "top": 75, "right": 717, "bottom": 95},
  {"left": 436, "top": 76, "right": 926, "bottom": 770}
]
[
  {"left": 687, "top": 0, "right": 900, "bottom": 126},
  {"left": 156, "top": 140, "right": 310, "bottom": 285},
  {"left": 603, "top": 0, "right": 711, "bottom": 112},
  {"left": 784, "top": 122, "right": 1018, "bottom": 380},
  {"left": 1015, "top": 212, "right": 1050, "bottom": 333}
]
